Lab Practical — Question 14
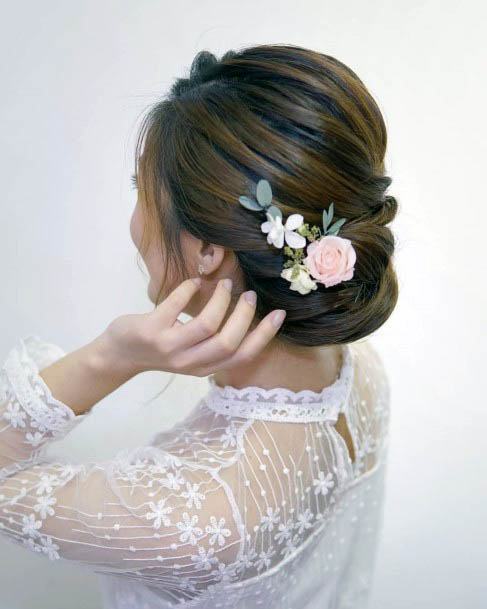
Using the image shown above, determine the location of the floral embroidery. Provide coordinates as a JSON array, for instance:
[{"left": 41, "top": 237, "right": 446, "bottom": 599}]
[
  {"left": 176, "top": 512, "right": 203, "bottom": 545},
  {"left": 313, "top": 471, "right": 335, "bottom": 496},
  {"left": 181, "top": 482, "right": 205, "bottom": 510},
  {"left": 206, "top": 516, "right": 231, "bottom": 547},
  {"left": 146, "top": 499, "right": 172, "bottom": 528},
  {"left": 260, "top": 507, "right": 280, "bottom": 532},
  {"left": 190, "top": 546, "right": 218, "bottom": 571},
  {"left": 0, "top": 335, "right": 390, "bottom": 608}
]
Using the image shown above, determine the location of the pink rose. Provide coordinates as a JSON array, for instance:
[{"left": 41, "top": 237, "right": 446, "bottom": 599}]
[{"left": 303, "top": 235, "right": 356, "bottom": 288}]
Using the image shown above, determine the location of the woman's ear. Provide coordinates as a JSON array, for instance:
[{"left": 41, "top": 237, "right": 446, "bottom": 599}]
[
  {"left": 180, "top": 230, "right": 226, "bottom": 277},
  {"left": 197, "top": 240, "right": 226, "bottom": 276}
]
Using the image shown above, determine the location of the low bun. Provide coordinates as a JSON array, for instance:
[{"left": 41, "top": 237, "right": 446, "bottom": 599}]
[{"left": 136, "top": 44, "right": 400, "bottom": 346}]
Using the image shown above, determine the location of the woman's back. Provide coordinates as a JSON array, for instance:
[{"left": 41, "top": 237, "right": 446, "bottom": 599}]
[{"left": 96, "top": 338, "right": 390, "bottom": 608}]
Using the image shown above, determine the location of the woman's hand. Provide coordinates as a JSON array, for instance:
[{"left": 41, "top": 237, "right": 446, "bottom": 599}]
[{"left": 101, "top": 277, "right": 286, "bottom": 378}]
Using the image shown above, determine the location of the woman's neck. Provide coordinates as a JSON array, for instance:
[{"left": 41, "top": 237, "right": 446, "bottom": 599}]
[{"left": 212, "top": 340, "right": 343, "bottom": 392}]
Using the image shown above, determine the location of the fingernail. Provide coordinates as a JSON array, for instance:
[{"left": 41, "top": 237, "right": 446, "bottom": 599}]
[
  {"left": 244, "top": 290, "right": 257, "bottom": 305},
  {"left": 222, "top": 278, "right": 233, "bottom": 292},
  {"left": 271, "top": 309, "right": 286, "bottom": 327},
  {"left": 192, "top": 277, "right": 202, "bottom": 286}
]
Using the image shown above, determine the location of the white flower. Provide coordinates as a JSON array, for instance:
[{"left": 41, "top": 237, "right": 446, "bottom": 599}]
[
  {"left": 220, "top": 422, "right": 238, "bottom": 448},
  {"left": 160, "top": 472, "right": 184, "bottom": 491},
  {"left": 36, "top": 474, "right": 59, "bottom": 495},
  {"left": 3, "top": 403, "right": 27, "bottom": 428},
  {"left": 39, "top": 535, "right": 60, "bottom": 560},
  {"left": 281, "top": 534, "right": 300, "bottom": 558},
  {"left": 313, "top": 471, "right": 335, "bottom": 496},
  {"left": 33, "top": 494, "right": 57, "bottom": 519},
  {"left": 260, "top": 506, "right": 280, "bottom": 532},
  {"left": 190, "top": 546, "right": 218, "bottom": 571},
  {"left": 274, "top": 518, "right": 294, "bottom": 544},
  {"left": 235, "top": 548, "right": 258, "bottom": 573},
  {"left": 181, "top": 482, "right": 205, "bottom": 510},
  {"left": 25, "top": 431, "right": 44, "bottom": 447},
  {"left": 261, "top": 213, "right": 306, "bottom": 249},
  {"left": 176, "top": 513, "right": 203, "bottom": 545},
  {"left": 23, "top": 537, "right": 42, "bottom": 552},
  {"left": 295, "top": 508, "right": 314, "bottom": 534},
  {"left": 21, "top": 513, "right": 42, "bottom": 537},
  {"left": 255, "top": 548, "right": 275, "bottom": 571},
  {"left": 206, "top": 516, "right": 231, "bottom": 547},
  {"left": 146, "top": 499, "right": 172, "bottom": 528},
  {"left": 281, "top": 265, "right": 318, "bottom": 295},
  {"left": 214, "top": 561, "right": 237, "bottom": 583}
]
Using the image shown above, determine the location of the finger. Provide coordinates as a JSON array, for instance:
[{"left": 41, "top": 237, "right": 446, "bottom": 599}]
[
  {"left": 172, "top": 289, "right": 258, "bottom": 367},
  {"left": 152, "top": 277, "right": 202, "bottom": 326},
  {"left": 188, "top": 308, "right": 286, "bottom": 376},
  {"left": 166, "top": 278, "right": 234, "bottom": 350}
]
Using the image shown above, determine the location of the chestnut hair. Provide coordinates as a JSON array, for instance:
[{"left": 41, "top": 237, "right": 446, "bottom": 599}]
[{"left": 134, "top": 44, "right": 399, "bottom": 347}]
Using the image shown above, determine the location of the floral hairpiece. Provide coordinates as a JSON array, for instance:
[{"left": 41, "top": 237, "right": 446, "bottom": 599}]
[{"left": 238, "top": 179, "right": 357, "bottom": 295}]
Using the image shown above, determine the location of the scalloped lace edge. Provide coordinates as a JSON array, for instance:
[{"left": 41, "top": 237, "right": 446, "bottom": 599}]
[{"left": 204, "top": 344, "right": 355, "bottom": 423}]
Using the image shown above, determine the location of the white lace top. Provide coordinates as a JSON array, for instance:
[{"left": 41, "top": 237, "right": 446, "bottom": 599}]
[{"left": 0, "top": 335, "right": 391, "bottom": 609}]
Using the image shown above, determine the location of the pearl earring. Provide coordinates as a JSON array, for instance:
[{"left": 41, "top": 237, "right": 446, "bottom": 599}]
[{"left": 198, "top": 264, "right": 205, "bottom": 275}]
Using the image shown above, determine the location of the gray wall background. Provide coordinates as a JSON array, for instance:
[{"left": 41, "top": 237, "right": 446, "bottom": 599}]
[{"left": 0, "top": 1, "right": 485, "bottom": 607}]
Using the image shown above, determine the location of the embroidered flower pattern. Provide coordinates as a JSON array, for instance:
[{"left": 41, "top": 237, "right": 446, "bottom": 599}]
[
  {"left": 0, "top": 334, "right": 389, "bottom": 605},
  {"left": 206, "top": 516, "right": 231, "bottom": 547}
]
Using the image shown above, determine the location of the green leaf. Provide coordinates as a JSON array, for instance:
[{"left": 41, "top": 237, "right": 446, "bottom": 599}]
[
  {"left": 326, "top": 218, "right": 346, "bottom": 235},
  {"left": 266, "top": 205, "right": 282, "bottom": 220},
  {"left": 322, "top": 209, "right": 330, "bottom": 230},
  {"left": 256, "top": 179, "right": 273, "bottom": 207},
  {"left": 238, "top": 195, "right": 264, "bottom": 211},
  {"left": 327, "top": 202, "right": 334, "bottom": 226}
]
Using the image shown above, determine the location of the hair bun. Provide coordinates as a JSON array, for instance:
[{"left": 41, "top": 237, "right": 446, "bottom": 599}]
[{"left": 365, "top": 195, "right": 398, "bottom": 227}]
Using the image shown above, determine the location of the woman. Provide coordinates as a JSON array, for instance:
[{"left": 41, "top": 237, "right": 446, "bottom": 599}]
[{"left": 0, "top": 44, "right": 398, "bottom": 609}]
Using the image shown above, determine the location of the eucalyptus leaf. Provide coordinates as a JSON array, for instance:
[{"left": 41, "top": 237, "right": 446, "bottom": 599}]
[
  {"left": 238, "top": 195, "right": 264, "bottom": 211},
  {"left": 326, "top": 218, "right": 346, "bottom": 234},
  {"left": 266, "top": 205, "right": 282, "bottom": 220},
  {"left": 256, "top": 179, "right": 273, "bottom": 207},
  {"left": 327, "top": 202, "right": 334, "bottom": 226},
  {"left": 322, "top": 209, "right": 330, "bottom": 230}
]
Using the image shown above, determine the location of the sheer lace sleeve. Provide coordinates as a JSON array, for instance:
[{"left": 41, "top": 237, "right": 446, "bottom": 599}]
[{"left": 0, "top": 336, "right": 242, "bottom": 602}]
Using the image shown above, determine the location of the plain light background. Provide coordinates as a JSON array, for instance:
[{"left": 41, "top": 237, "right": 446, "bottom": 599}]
[{"left": 0, "top": 1, "right": 485, "bottom": 608}]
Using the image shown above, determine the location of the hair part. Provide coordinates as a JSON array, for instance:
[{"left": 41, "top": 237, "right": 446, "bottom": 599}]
[{"left": 134, "top": 43, "right": 399, "bottom": 346}]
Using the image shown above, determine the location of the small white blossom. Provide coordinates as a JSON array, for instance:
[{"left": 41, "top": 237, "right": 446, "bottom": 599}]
[
  {"left": 181, "top": 482, "right": 205, "bottom": 510},
  {"left": 176, "top": 513, "right": 203, "bottom": 546},
  {"left": 313, "top": 471, "right": 335, "bottom": 496},
  {"left": 36, "top": 474, "right": 59, "bottom": 495},
  {"left": 25, "top": 431, "right": 44, "bottom": 447},
  {"left": 220, "top": 422, "right": 238, "bottom": 448},
  {"left": 281, "top": 534, "right": 300, "bottom": 558},
  {"left": 146, "top": 499, "right": 172, "bottom": 529},
  {"left": 160, "top": 472, "right": 184, "bottom": 491},
  {"left": 260, "top": 507, "right": 280, "bottom": 532},
  {"left": 190, "top": 546, "right": 218, "bottom": 571},
  {"left": 255, "top": 548, "right": 275, "bottom": 571},
  {"left": 3, "top": 403, "right": 27, "bottom": 428},
  {"left": 281, "top": 265, "right": 318, "bottom": 295},
  {"left": 261, "top": 213, "right": 306, "bottom": 249},
  {"left": 295, "top": 508, "right": 314, "bottom": 534},
  {"left": 206, "top": 516, "right": 231, "bottom": 547},
  {"left": 33, "top": 494, "right": 57, "bottom": 519},
  {"left": 21, "top": 513, "right": 42, "bottom": 537},
  {"left": 274, "top": 518, "right": 294, "bottom": 544},
  {"left": 39, "top": 536, "right": 60, "bottom": 560}
]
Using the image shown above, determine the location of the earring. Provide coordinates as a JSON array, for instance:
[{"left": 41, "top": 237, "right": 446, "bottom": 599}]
[{"left": 198, "top": 263, "right": 205, "bottom": 275}]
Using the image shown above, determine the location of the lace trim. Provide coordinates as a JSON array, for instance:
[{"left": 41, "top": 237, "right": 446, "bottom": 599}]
[
  {"left": 3, "top": 335, "right": 81, "bottom": 437},
  {"left": 204, "top": 344, "right": 355, "bottom": 423}
]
